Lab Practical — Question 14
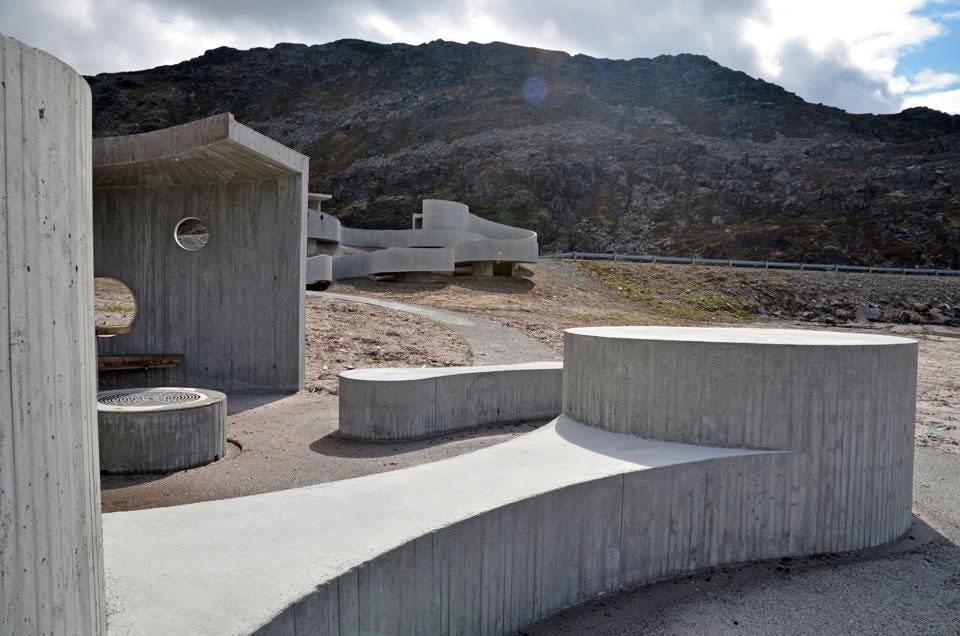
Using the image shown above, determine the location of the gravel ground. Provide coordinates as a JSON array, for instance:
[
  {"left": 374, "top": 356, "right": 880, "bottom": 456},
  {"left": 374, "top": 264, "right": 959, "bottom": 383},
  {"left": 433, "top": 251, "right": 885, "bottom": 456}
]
[
  {"left": 315, "top": 290, "right": 560, "bottom": 364},
  {"left": 303, "top": 294, "right": 471, "bottom": 395}
]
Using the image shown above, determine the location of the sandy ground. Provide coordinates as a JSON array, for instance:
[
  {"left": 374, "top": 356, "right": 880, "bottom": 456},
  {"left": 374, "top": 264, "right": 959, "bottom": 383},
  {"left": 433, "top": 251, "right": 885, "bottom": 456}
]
[
  {"left": 101, "top": 391, "right": 544, "bottom": 511},
  {"left": 303, "top": 294, "right": 471, "bottom": 394}
]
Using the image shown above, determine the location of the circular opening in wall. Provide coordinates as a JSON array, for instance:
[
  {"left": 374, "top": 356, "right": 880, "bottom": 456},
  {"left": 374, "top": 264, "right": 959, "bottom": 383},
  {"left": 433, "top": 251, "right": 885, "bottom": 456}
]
[
  {"left": 175, "top": 217, "right": 209, "bottom": 251},
  {"left": 94, "top": 277, "right": 136, "bottom": 336}
]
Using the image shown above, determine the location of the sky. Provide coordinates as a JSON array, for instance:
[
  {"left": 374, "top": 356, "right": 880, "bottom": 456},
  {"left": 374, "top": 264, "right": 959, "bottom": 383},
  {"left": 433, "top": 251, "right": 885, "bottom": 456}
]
[{"left": 2, "top": 0, "right": 959, "bottom": 115}]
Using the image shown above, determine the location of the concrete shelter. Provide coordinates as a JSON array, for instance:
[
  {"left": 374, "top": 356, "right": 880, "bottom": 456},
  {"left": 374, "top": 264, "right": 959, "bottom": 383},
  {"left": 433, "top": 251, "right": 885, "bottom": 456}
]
[{"left": 92, "top": 113, "right": 309, "bottom": 393}]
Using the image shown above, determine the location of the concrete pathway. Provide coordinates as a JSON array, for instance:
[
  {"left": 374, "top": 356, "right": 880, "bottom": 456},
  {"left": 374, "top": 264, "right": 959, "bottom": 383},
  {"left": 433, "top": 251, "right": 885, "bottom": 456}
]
[
  {"left": 102, "top": 417, "right": 767, "bottom": 634},
  {"left": 312, "top": 291, "right": 560, "bottom": 364}
]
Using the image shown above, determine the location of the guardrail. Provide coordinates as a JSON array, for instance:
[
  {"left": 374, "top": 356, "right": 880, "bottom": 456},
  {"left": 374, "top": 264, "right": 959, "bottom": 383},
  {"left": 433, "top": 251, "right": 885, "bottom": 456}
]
[{"left": 540, "top": 251, "right": 960, "bottom": 277}]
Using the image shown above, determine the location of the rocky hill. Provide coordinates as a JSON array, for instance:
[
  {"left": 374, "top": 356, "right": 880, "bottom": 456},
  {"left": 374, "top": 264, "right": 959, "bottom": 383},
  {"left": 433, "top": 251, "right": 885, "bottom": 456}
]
[{"left": 87, "top": 39, "right": 960, "bottom": 267}]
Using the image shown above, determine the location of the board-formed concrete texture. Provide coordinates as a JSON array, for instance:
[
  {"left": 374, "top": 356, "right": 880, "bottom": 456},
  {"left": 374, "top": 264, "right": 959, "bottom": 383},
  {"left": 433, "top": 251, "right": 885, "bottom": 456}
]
[
  {"left": 0, "top": 35, "right": 106, "bottom": 634},
  {"left": 97, "top": 388, "right": 227, "bottom": 474},
  {"left": 102, "top": 326, "right": 917, "bottom": 635},
  {"left": 305, "top": 198, "right": 539, "bottom": 282},
  {"left": 305, "top": 193, "right": 337, "bottom": 285},
  {"left": 92, "top": 113, "right": 309, "bottom": 393},
  {"left": 338, "top": 362, "right": 562, "bottom": 440},
  {"left": 563, "top": 326, "right": 918, "bottom": 553}
]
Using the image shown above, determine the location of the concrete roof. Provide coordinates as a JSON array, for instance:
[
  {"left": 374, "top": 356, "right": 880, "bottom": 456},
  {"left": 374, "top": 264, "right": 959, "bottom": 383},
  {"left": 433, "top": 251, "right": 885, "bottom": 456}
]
[
  {"left": 92, "top": 113, "right": 308, "bottom": 187},
  {"left": 102, "top": 417, "right": 767, "bottom": 634}
]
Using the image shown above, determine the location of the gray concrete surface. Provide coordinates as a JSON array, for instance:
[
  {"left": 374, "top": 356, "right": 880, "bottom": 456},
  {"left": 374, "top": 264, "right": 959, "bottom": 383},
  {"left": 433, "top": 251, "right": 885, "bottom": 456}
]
[
  {"left": 313, "top": 291, "right": 560, "bottom": 364},
  {"left": 565, "top": 326, "right": 917, "bottom": 553},
  {"left": 97, "top": 388, "right": 227, "bottom": 474},
  {"left": 338, "top": 362, "right": 562, "bottom": 440},
  {"left": 525, "top": 446, "right": 960, "bottom": 635},
  {"left": 0, "top": 34, "right": 105, "bottom": 634},
  {"left": 102, "top": 418, "right": 767, "bottom": 634},
  {"left": 93, "top": 113, "right": 309, "bottom": 393}
]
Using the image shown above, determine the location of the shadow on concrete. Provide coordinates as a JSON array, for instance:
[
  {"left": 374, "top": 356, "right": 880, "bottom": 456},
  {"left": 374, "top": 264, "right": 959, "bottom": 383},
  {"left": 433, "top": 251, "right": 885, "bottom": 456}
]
[
  {"left": 100, "top": 472, "right": 168, "bottom": 490},
  {"left": 225, "top": 392, "right": 292, "bottom": 415},
  {"left": 100, "top": 441, "right": 242, "bottom": 491},
  {"left": 523, "top": 515, "right": 960, "bottom": 635},
  {"left": 309, "top": 420, "right": 547, "bottom": 458}
]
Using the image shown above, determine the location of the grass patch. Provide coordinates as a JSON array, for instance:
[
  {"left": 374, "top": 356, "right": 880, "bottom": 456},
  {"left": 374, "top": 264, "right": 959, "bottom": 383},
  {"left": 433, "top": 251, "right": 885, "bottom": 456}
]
[
  {"left": 577, "top": 262, "right": 756, "bottom": 323},
  {"left": 96, "top": 303, "right": 134, "bottom": 314}
]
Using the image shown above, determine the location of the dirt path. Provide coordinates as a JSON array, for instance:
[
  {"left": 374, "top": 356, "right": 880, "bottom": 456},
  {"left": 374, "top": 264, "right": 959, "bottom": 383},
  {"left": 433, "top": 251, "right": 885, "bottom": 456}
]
[{"left": 314, "top": 291, "right": 560, "bottom": 364}]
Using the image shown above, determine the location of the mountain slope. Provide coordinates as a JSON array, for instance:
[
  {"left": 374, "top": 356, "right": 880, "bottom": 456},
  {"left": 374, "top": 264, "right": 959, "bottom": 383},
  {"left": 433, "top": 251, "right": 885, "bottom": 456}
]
[{"left": 87, "top": 39, "right": 960, "bottom": 267}]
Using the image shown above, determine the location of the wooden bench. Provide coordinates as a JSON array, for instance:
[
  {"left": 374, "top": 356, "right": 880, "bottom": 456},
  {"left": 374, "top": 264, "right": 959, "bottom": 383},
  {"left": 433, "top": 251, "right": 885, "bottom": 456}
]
[{"left": 97, "top": 355, "right": 184, "bottom": 372}]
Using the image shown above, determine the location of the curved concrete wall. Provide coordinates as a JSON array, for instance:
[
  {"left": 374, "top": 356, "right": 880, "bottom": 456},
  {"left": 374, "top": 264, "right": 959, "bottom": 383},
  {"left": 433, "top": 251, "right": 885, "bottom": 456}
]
[
  {"left": 339, "top": 362, "right": 562, "bottom": 440},
  {"left": 332, "top": 247, "right": 456, "bottom": 279},
  {"left": 102, "top": 327, "right": 917, "bottom": 635},
  {"left": 307, "top": 209, "right": 341, "bottom": 244},
  {"left": 309, "top": 198, "right": 539, "bottom": 281},
  {"left": 306, "top": 254, "right": 333, "bottom": 283},
  {"left": 0, "top": 35, "right": 105, "bottom": 634},
  {"left": 563, "top": 326, "right": 917, "bottom": 553},
  {"left": 98, "top": 389, "right": 227, "bottom": 474}
]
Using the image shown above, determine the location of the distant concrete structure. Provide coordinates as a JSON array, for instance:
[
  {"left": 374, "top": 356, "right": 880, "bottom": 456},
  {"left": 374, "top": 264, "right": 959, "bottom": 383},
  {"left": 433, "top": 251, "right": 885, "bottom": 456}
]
[
  {"left": 339, "top": 362, "right": 562, "bottom": 440},
  {"left": 305, "top": 198, "right": 539, "bottom": 284},
  {"left": 102, "top": 326, "right": 917, "bottom": 634},
  {"left": 97, "top": 388, "right": 227, "bottom": 474},
  {"left": 0, "top": 35, "right": 105, "bottom": 634},
  {"left": 92, "top": 113, "right": 309, "bottom": 393}
]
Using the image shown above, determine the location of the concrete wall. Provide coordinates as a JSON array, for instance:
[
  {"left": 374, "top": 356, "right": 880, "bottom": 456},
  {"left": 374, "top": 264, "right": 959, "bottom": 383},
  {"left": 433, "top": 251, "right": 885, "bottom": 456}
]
[
  {"left": 316, "top": 199, "right": 539, "bottom": 281},
  {"left": 0, "top": 35, "right": 105, "bottom": 634},
  {"left": 332, "top": 247, "right": 456, "bottom": 279},
  {"left": 338, "top": 362, "right": 563, "bottom": 440},
  {"left": 93, "top": 114, "right": 308, "bottom": 393},
  {"left": 256, "top": 451, "right": 796, "bottom": 636},
  {"left": 563, "top": 326, "right": 917, "bottom": 554}
]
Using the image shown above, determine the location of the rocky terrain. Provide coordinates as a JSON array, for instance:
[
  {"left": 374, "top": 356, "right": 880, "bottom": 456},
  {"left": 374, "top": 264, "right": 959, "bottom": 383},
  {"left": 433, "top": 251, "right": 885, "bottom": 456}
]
[
  {"left": 87, "top": 39, "right": 960, "bottom": 268},
  {"left": 576, "top": 261, "right": 960, "bottom": 326}
]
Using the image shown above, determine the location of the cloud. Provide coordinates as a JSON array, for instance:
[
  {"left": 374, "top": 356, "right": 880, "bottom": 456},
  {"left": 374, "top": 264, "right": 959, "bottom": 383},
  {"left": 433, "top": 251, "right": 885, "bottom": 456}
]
[
  {"left": 1, "top": 0, "right": 958, "bottom": 114},
  {"left": 903, "top": 87, "right": 960, "bottom": 112}
]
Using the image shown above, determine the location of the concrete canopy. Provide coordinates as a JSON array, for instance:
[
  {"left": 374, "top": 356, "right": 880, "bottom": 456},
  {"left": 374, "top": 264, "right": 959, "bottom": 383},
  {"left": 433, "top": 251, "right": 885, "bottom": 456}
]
[
  {"left": 92, "top": 113, "right": 309, "bottom": 393},
  {"left": 93, "top": 113, "right": 306, "bottom": 187}
]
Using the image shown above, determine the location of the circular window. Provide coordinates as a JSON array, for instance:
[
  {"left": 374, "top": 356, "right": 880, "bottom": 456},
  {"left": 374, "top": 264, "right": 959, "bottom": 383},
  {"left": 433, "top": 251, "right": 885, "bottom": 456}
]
[
  {"left": 174, "top": 217, "right": 209, "bottom": 251},
  {"left": 94, "top": 277, "right": 136, "bottom": 336}
]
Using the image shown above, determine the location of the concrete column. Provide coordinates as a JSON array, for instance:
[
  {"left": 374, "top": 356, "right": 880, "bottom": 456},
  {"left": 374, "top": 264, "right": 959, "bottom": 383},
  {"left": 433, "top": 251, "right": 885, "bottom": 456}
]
[
  {"left": 471, "top": 262, "right": 493, "bottom": 277},
  {"left": 1, "top": 35, "right": 104, "bottom": 634}
]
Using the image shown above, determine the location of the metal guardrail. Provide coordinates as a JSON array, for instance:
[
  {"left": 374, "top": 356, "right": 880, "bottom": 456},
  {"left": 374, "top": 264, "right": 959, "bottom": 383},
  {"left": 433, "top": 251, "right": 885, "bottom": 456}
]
[{"left": 539, "top": 252, "right": 960, "bottom": 277}]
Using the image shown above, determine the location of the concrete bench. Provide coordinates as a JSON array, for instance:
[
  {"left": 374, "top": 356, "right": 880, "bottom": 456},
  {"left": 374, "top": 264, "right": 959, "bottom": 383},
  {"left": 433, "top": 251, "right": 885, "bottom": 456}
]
[
  {"left": 97, "top": 354, "right": 184, "bottom": 372},
  {"left": 338, "top": 361, "right": 563, "bottom": 440}
]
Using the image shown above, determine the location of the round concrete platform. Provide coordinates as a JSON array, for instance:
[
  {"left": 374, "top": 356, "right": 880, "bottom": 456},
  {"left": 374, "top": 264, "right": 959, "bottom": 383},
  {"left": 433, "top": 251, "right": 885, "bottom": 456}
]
[{"left": 97, "top": 387, "right": 227, "bottom": 474}]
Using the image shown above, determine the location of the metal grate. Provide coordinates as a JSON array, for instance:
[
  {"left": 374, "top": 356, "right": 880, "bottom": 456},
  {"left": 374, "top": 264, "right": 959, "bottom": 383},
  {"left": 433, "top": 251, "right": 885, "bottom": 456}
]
[{"left": 98, "top": 388, "right": 204, "bottom": 408}]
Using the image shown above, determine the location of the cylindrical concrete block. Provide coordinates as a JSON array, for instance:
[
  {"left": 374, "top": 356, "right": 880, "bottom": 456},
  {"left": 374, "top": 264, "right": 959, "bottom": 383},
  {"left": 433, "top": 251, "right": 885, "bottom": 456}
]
[
  {"left": 563, "top": 326, "right": 918, "bottom": 552},
  {"left": 97, "top": 388, "right": 228, "bottom": 474},
  {"left": 0, "top": 35, "right": 105, "bottom": 634}
]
